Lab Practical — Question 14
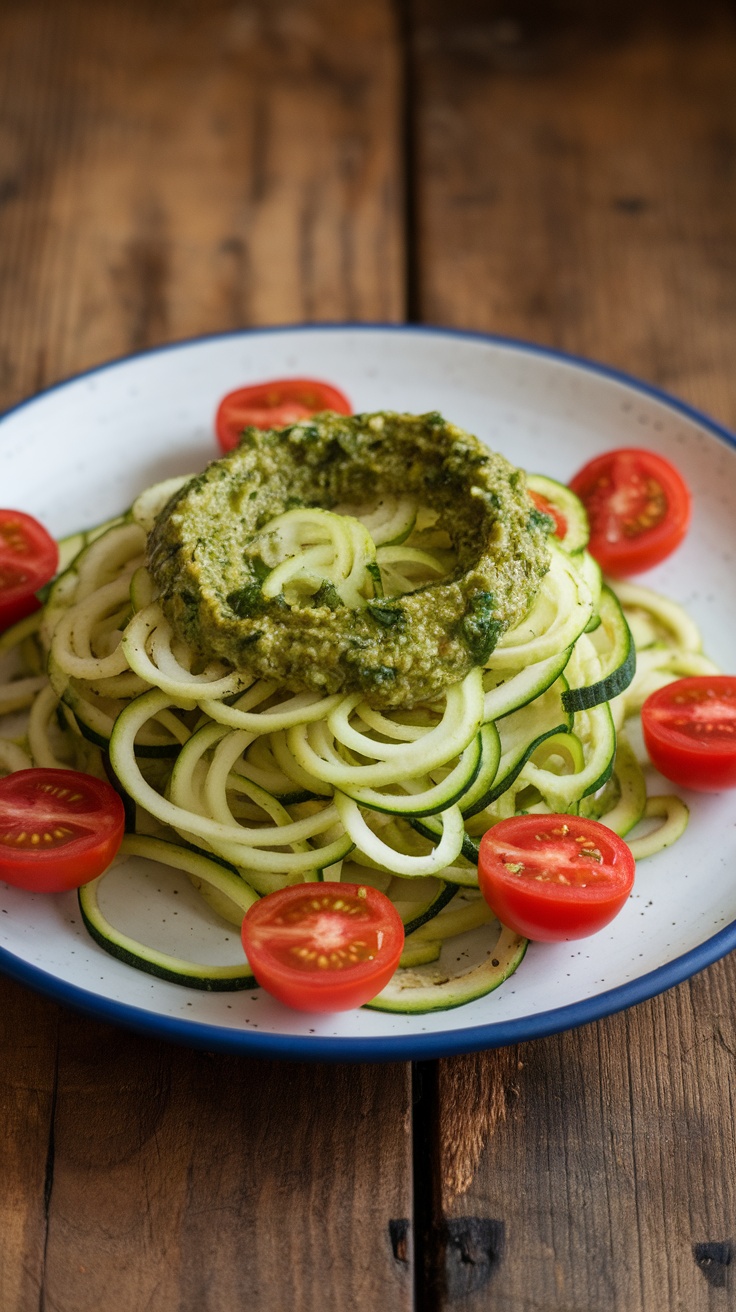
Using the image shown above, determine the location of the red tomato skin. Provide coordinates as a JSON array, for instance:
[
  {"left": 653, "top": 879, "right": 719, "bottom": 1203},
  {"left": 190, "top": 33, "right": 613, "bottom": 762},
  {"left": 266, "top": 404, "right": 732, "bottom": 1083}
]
[
  {"left": 642, "top": 677, "right": 736, "bottom": 792},
  {"left": 569, "top": 448, "right": 691, "bottom": 576},
  {"left": 0, "top": 769, "right": 125, "bottom": 893},
  {"left": 215, "top": 378, "right": 352, "bottom": 452},
  {"left": 0, "top": 509, "right": 59, "bottom": 632},
  {"left": 240, "top": 882, "right": 404, "bottom": 1012},
  {"left": 478, "top": 815, "right": 636, "bottom": 942}
]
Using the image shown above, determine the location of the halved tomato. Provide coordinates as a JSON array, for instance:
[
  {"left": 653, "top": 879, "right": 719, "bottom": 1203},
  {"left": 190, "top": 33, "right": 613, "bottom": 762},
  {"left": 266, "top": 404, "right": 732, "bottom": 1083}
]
[
  {"left": 0, "top": 509, "right": 59, "bottom": 632},
  {"left": 0, "top": 769, "right": 125, "bottom": 893},
  {"left": 569, "top": 447, "right": 691, "bottom": 576},
  {"left": 642, "top": 676, "right": 736, "bottom": 791},
  {"left": 478, "top": 814, "right": 636, "bottom": 941},
  {"left": 240, "top": 882, "right": 404, "bottom": 1011},
  {"left": 215, "top": 378, "right": 352, "bottom": 452}
]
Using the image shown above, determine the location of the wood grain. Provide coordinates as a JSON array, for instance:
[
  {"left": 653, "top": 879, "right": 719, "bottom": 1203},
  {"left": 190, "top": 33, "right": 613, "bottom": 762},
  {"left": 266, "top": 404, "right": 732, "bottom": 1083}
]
[
  {"left": 426, "top": 965, "right": 736, "bottom": 1310},
  {"left": 412, "top": 2, "right": 736, "bottom": 1307},
  {"left": 0, "top": 0, "right": 403, "bottom": 413},
  {"left": 0, "top": 981, "right": 59, "bottom": 1312},
  {"left": 0, "top": 3, "right": 410, "bottom": 1310},
  {"left": 39, "top": 1016, "right": 412, "bottom": 1312},
  {"left": 411, "top": 0, "right": 736, "bottom": 427}
]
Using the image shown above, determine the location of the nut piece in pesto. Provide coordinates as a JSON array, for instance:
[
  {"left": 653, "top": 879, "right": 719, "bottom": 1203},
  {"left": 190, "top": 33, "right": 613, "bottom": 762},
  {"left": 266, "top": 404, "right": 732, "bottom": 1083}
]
[{"left": 147, "top": 411, "right": 551, "bottom": 708}]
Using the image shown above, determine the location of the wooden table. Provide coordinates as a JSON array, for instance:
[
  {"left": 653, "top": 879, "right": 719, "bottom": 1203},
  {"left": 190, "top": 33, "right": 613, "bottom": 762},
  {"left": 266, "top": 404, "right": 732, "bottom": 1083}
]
[{"left": 2, "top": 2, "right": 736, "bottom": 1308}]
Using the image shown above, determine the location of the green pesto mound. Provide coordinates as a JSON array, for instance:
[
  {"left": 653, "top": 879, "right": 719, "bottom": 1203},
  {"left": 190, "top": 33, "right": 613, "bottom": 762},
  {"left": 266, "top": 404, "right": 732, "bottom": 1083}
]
[{"left": 147, "top": 411, "right": 551, "bottom": 708}]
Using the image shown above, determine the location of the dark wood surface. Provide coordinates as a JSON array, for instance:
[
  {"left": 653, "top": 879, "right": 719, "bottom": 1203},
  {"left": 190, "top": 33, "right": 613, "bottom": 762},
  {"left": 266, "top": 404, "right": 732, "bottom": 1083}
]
[{"left": 1, "top": 2, "right": 735, "bottom": 1308}]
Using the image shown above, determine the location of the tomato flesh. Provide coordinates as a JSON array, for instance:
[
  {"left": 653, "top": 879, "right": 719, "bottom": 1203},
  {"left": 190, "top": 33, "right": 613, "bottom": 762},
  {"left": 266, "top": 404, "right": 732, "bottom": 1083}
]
[
  {"left": 642, "top": 676, "right": 736, "bottom": 791},
  {"left": 569, "top": 448, "right": 690, "bottom": 576},
  {"left": 0, "top": 769, "right": 125, "bottom": 893},
  {"left": 240, "top": 882, "right": 404, "bottom": 1011},
  {"left": 215, "top": 378, "right": 352, "bottom": 452},
  {"left": 529, "top": 490, "right": 568, "bottom": 540},
  {"left": 478, "top": 815, "right": 636, "bottom": 941},
  {"left": 0, "top": 509, "right": 59, "bottom": 631}
]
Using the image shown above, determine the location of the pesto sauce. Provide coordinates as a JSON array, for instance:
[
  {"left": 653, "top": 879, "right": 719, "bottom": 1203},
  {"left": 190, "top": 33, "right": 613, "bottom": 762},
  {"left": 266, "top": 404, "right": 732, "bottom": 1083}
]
[{"left": 148, "top": 411, "right": 551, "bottom": 708}]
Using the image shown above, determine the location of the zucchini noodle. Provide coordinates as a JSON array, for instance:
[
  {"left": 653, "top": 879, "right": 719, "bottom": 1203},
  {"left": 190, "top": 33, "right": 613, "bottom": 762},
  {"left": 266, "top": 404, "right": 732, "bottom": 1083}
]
[{"left": 0, "top": 455, "right": 714, "bottom": 1011}]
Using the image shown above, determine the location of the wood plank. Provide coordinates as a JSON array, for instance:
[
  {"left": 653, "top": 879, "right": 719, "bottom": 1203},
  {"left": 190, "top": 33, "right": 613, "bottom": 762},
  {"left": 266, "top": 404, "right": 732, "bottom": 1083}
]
[
  {"left": 0, "top": 3, "right": 411, "bottom": 1309},
  {"left": 0, "top": 979, "right": 59, "bottom": 1312},
  {"left": 0, "top": 0, "right": 403, "bottom": 411},
  {"left": 411, "top": 1, "right": 736, "bottom": 1307},
  {"left": 412, "top": 0, "right": 736, "bottom": 427},
  {"left": 42, "top": 1015, "right": 412, "bottom": 1312},
  {"left": 428, "top": 962, "right": 736, "bottom": 1309}
]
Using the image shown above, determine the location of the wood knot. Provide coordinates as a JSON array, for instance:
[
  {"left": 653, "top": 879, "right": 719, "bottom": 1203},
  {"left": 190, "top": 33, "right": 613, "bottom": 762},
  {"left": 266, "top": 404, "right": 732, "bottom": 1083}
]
[
  {"left": 441, "top": 1217, "right": 505, "bottom": 1299},
  {"left": 388, "top": 1218, "right": 410, "bottom": 1265},
  {"left": 693, "top": 1240, "right": 733, "bottom": 1288}
]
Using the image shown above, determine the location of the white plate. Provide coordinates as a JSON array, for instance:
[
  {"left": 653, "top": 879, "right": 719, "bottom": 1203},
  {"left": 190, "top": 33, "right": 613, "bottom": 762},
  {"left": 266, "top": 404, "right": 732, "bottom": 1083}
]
[{"left": 1, "top": 325, "right": 735, "bottom": 1060}]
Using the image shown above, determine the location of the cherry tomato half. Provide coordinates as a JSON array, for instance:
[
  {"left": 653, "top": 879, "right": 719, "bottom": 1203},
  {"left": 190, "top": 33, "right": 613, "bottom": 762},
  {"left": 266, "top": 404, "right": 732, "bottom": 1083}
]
[
  {"left": 240, "top": 882, "right": 404, "bottom": 1012},
  {"left": 529, "top": 490, "right": 568, "bottom": 540},
  {"left": 569, "top": 448, "right": 691, "bottom": 576},
  {"left": 0, "top": 509, "right": 59, "bottom": 632},
  {"left": 642, "top": 676, "right": 736, "bottom": 792},
  {"left": 0, "top": 769, "right": 125, "bottom": 893},
  {"left": 215, "top": 378, "right": 352, "bottom": 452},
  {"left": 478, "top": 814, "right": 636, "bottom": 941}
]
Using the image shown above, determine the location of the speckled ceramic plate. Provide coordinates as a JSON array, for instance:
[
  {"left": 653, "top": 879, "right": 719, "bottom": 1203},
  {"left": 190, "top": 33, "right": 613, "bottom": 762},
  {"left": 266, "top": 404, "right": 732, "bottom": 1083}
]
[{"left": 1, "top": 325, "right": 735, "bottom": 1060}]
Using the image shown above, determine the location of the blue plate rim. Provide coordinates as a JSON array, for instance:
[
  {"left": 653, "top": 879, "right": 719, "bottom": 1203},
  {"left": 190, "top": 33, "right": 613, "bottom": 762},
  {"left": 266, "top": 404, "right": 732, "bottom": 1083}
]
[{"left": 1, "top": 320, "right": 735, "bottom": 1061}]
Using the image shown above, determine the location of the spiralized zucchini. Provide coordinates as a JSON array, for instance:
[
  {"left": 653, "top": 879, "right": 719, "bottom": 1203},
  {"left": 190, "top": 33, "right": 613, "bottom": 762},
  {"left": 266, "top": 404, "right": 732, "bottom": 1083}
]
[{"left": 0, "top": 468, "right": 712, "bottom": 1011}]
